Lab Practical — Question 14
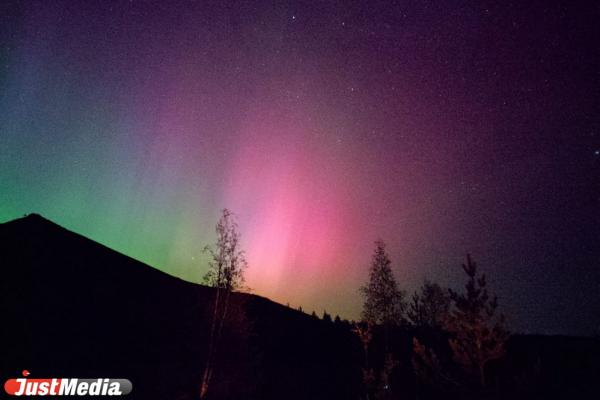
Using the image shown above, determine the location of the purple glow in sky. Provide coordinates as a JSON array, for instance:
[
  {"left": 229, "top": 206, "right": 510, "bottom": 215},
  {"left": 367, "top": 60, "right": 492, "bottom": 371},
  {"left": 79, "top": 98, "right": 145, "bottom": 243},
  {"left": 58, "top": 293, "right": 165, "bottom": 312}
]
[{"left": 1, "top": 1, "right": 599, "bottom": 334}]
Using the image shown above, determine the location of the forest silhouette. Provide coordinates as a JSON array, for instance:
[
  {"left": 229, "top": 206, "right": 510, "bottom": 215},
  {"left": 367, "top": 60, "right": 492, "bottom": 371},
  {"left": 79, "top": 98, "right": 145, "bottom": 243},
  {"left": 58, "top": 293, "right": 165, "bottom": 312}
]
[{"left": 1, "top": 213, "right": 599, "bottom": 399}]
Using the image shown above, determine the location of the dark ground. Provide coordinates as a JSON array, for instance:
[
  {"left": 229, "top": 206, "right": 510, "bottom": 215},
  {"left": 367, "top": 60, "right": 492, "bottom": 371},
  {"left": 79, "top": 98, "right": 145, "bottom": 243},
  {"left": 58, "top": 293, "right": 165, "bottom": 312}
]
[{"left": 1, "top": 214, "right": 599, "bottom": 399}]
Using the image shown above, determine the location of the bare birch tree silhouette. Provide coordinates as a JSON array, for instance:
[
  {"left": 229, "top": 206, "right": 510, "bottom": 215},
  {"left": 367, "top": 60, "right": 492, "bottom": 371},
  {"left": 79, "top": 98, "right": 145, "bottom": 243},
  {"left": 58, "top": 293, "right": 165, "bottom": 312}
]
[{"left": 200, "top": 209, "right": 248, "bottom": 399}]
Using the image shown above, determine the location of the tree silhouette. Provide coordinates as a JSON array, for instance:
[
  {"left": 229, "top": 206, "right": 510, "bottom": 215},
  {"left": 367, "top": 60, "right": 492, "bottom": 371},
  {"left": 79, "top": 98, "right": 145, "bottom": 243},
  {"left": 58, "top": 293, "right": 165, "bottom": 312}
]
[
  {"left": 408, "top": 280, "right": 450, "bottom": 329},
  {"left": 360, "top": 240, "right": 405, "bottom": 326},
  {"left": 445, "top": 255, "right": 508, "bottom": 388},
  {"left": 352, "top": 322, "right": 375, "bottom": 398},
  {"left": 202, "top": 209, "right": 247, "bottom": 291},
  {"left": 200, "top": 209, "right": 248, "bottom": 399},
  {"left": 358, "top": 240, "right": 405, "bottom": 399}
]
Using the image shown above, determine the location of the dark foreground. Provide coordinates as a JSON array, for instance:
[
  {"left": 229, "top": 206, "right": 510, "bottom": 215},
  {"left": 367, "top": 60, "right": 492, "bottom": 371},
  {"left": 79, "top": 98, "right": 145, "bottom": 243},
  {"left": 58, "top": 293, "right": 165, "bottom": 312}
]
[{"left": 1, "top": 214, "right": 599, "bottom": 399}]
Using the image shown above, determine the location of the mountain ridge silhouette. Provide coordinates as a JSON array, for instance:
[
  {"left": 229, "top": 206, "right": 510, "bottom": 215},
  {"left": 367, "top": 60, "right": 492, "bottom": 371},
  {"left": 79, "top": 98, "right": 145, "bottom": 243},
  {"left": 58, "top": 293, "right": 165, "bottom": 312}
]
[
  {"left": 0, "top": 213, "right": 361, "bottom": 399},
  {"left": 3, "top": 214, "right": 599, "bottom": 399}
]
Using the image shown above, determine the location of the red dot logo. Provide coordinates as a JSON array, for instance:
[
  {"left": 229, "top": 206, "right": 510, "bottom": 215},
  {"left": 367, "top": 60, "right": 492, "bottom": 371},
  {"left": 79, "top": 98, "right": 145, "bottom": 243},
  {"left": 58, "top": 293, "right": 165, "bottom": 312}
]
[{"left": 22, "top": 370, "right": 30, "bottom": 377}]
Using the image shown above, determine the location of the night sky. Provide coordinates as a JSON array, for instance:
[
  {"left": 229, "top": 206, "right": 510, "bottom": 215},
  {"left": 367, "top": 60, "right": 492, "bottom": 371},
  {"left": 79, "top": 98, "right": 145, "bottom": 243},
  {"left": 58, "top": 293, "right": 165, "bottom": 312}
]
[{"left": 1, "top": 1, "right": 599, "bottom": 335}]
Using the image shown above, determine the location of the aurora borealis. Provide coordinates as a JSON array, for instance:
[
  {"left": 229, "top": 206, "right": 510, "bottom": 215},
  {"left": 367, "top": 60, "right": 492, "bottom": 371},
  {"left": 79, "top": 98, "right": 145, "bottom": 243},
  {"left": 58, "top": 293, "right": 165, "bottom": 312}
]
[{"left": 1, "top": 1, "right": 599, "bottom": 335}]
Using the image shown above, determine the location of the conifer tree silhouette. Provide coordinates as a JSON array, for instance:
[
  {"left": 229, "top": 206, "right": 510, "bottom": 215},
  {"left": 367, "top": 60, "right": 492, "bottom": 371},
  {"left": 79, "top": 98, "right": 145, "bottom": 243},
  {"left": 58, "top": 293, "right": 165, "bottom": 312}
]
[
  {"left": 360, "top": 240, "right": 405, "bottom": 326},
  {"left": 445, "top": 255, "right": 508, "bottom": 388}
]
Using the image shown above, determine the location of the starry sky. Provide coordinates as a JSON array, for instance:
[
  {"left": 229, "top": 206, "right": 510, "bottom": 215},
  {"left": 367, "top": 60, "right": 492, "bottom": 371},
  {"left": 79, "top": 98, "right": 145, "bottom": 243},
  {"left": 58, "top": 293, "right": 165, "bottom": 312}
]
[{"left": 1, "top": 1, "right": 599, "bottom": 335}]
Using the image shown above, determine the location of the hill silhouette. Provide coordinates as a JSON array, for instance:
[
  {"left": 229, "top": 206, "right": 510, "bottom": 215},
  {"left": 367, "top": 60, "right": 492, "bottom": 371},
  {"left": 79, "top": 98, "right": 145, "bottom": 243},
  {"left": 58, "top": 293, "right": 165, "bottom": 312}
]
[
  {"left": 2, "top": 214, "right": 599, "bottom": 399},
  {"left": 0, "top": 214, "right": 361, "bottom": 399}
]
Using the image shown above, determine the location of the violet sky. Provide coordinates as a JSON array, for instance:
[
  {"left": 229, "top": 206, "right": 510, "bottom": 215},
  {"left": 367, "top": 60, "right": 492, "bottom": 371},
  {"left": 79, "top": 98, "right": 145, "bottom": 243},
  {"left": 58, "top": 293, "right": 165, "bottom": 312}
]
[{"left": 1, "top": 1, "right": 599, "bottom": 335}]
